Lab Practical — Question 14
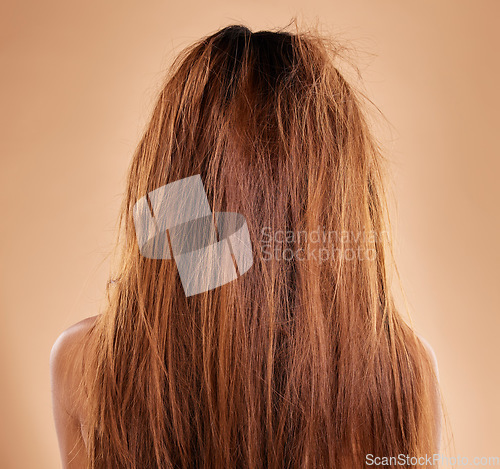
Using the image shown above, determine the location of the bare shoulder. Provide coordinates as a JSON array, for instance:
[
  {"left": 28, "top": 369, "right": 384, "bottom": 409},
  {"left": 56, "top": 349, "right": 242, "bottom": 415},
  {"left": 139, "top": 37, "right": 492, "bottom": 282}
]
[
  {"left": 415, "top": 333, "right": 439, "bottom": 381},
  {"left": 50, "top": 315, "right": 100, "bottom": 374},
  {"left": 50, "top": 315, "right": 100, "bottom": 417},
  {"left": 51, "top": 315, "right": 99, "bottom": 353},
  {"left": 414, "top": 332, "right": 442, "bottom": 451},
  {"left": 51, "top": 316, "right": 100, "bottom": 466}
]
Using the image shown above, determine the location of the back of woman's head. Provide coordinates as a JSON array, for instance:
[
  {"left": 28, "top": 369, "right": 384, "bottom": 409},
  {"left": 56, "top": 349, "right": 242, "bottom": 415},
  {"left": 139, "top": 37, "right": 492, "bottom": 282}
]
[{"left": 81, "top": 22, "right": 439, "bottom": 468}]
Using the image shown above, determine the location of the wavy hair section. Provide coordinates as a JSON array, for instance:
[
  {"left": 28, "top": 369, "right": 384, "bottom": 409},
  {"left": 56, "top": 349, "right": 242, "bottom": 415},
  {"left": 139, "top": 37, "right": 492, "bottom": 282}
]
[{"left": 79, "top": 21, "right": 440, "bottom": 468}]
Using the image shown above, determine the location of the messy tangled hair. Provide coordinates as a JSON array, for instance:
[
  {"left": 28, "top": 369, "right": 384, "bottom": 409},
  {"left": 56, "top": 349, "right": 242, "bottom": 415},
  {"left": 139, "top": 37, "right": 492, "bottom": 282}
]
[{"left": 79, "top": 22, "right": 440, "bottom": 468}]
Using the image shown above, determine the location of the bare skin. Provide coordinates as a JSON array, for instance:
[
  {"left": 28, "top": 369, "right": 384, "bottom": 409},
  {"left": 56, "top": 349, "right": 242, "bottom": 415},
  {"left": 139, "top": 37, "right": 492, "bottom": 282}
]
[
  {"left": 50, "top": 316, "right": 441, "bottom": 467},
  {"left": 50, "top": 315, "right": 98, "bottom": 469}
]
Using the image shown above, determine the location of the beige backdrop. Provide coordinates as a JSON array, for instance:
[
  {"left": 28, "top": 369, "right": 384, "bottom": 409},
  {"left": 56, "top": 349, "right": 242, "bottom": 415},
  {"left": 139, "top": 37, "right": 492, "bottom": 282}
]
[{"left": 1, "top": 1, "right": 499, "bottom": 467}]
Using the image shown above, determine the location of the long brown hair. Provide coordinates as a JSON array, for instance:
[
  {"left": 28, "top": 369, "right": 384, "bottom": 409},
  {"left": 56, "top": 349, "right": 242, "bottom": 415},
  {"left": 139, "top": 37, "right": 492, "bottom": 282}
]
[{"left": 79, "top": 21, "right": 440, "bottom": 468}]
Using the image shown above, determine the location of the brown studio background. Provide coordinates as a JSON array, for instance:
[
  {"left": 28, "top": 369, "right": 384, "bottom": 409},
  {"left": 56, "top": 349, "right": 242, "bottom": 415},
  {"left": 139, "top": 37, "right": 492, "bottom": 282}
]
[{"left": 1, "top": 1, "right": 499, "bottom": 467}]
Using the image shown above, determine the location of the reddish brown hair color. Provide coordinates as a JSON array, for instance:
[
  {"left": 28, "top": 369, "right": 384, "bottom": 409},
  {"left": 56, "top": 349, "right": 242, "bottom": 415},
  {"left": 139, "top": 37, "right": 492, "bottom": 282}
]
[{"left": 79, "top": 22, "right": 440, "bottom": 468}]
